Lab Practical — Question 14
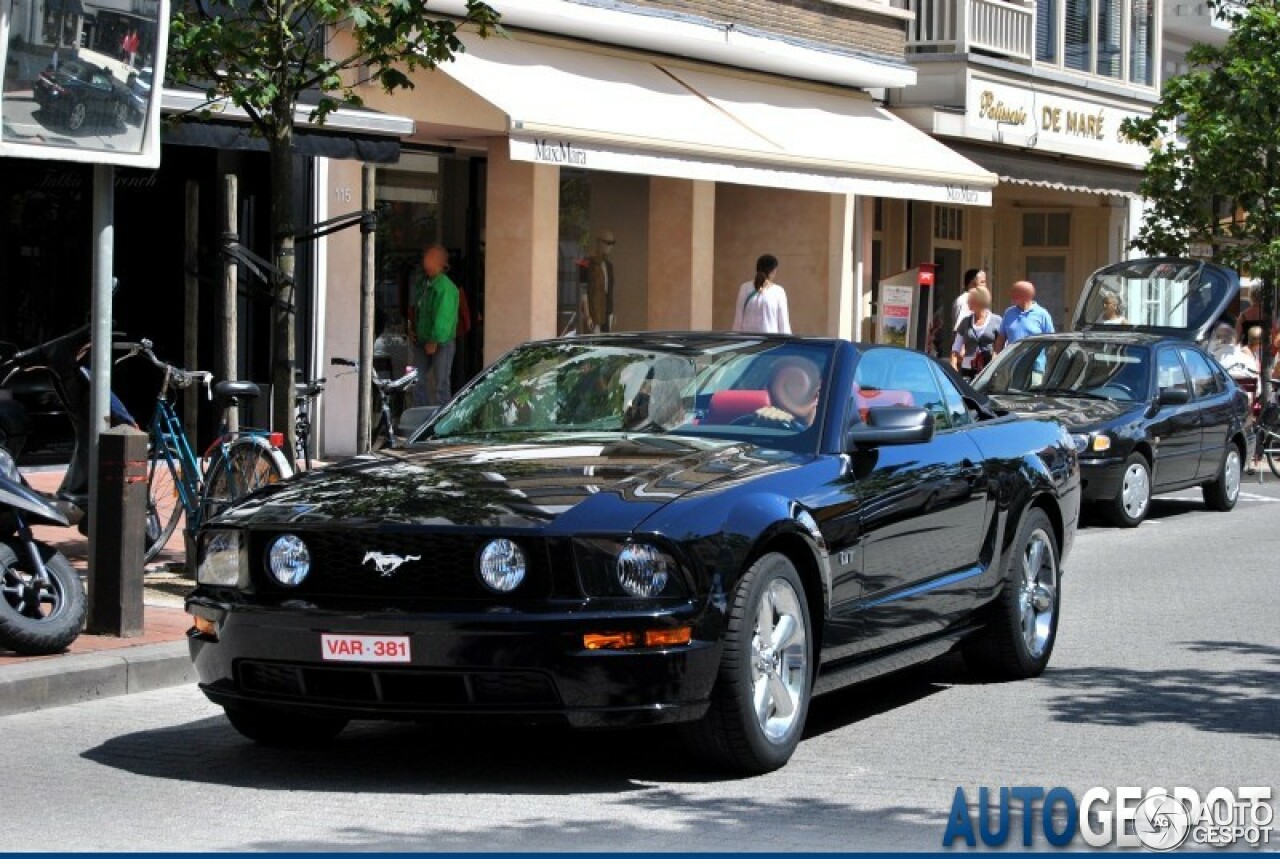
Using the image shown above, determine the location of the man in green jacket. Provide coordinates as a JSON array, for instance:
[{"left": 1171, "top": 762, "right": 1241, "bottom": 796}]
[{"left": 409, "top": 244, "right": 460, "bottom": 407}]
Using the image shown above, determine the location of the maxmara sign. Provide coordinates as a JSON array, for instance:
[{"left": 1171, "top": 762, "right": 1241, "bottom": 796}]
[{"left": 966, "top": 77, "right": 1149, "bottom": 166}]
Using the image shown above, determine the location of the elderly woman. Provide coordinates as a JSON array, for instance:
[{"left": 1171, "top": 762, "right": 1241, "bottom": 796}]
[
  {"left": 951, "top": 285, "right": 1001, "bottom": 379},
  {"left": 1099, "top": 292, "right": 1127, "bottom": 324}
]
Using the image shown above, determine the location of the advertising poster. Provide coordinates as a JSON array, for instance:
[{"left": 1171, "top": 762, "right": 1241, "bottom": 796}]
[{"left": 877, "top": 278, "right": 917, "bottom": 348}]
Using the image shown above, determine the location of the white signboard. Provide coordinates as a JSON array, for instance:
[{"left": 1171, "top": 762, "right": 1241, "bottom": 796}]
[
  {"left": 0, "top": 0, "right": 169, "bottom": 167},
  {"left": 966, "top": 76, "right": 1149, "bottom": 167}
]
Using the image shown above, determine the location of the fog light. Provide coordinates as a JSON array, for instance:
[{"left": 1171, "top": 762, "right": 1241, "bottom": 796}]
[
  {"left": 583, "top": 626, "right": 693, "bottom": 650},
  {"left": 584, "top": 631, "right": 641, "bottom": 650},
  {"left": 644, "top": 627, "right": 692, "bottom": 647}
]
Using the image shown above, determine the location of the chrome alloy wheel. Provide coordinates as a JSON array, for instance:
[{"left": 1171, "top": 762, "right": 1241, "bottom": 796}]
[
  {"left": 750, "top": 578, "right": 808, "bottom": 744},
  {"left": 1121, "top": 461, "right": 1150, "bottom": 520},
  {"left": 1019, "top": 528, "right": 1058, "bottom": 659},
  {"left": 1223, "top": 447, "right": 1242, "bottom": 503}
]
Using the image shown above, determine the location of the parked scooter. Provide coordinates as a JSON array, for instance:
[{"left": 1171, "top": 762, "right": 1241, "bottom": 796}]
[{"left": 0, "top": 425, "right": 86, "bottom": 654}]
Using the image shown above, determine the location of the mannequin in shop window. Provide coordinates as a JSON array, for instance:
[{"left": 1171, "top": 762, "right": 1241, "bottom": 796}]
[{"left": 579, "top": 230, "right": 616, "bottom": 334}]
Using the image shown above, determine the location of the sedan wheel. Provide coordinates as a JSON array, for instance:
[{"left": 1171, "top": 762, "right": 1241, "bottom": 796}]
[
  {"left": 1105, "top": 453, "right": 1151, "bottom": 528},
  {"left": 66, "top": 102, "right": 87, "bottom": 132},
  {"left": 682, "top": 552, "right": 811, "bottom": 774},
  {"left": 964, "top": 507, "right": 1060, "bottom": 680},
  {"left": 1202, "top": 443, "right": 1242, "bottom": 512}
]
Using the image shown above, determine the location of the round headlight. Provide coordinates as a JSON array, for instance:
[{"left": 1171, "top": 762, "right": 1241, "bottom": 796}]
[
  {"left": 267, "top": 535, "right": 311, "bottom": 586},
  {"left": 616, "top": 543, "right": 674, "bottom": 598},
  {"left": 479, "top": 539, "right": 526, "bottom": 593}
]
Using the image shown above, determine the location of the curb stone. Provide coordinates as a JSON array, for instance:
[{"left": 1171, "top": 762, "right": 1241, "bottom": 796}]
[{"left": 0, "top": 641, "right": 194, "bottom": 717}]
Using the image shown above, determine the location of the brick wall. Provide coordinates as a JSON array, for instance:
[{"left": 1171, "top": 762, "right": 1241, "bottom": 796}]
[{"left": 622, "top": 0, "right": 907, "bottom": 59}]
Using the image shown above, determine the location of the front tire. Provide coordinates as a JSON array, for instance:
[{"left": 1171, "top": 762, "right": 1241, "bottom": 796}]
[
  {"left": 224, "top": 705, "right": 347, "bottom": 746},
  {"left": 683, "top": 552, "right": 812, "bottom": 774},
  {"left": 66, "top": 101, "right": 87, "bottom": 131},
  {"left": 963, "top": 508, "right": 1060, "bottom": 681},
  {"left": 1202, "top": 442, "right": 1242, "bottom": 512},
  {"left": 1103, "top": 453, "right": 1151, "bottom": 528},
  {"left": 0, "top": 542, "right": 86, "bottom": 655}
]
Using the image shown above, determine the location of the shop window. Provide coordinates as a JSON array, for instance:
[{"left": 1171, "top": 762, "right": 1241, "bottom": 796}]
[
  {"left": 557, "top": 169, "right": 649, "bottom": 335},
  {"left": 934, "top": 206, "right": 964, "bottom": 242},
  {"left": 373, "top": 156, "right": 440, "bottom": 378},
  {"left": 1022, "top": 212, "right": 1071, "bottom": 248}
]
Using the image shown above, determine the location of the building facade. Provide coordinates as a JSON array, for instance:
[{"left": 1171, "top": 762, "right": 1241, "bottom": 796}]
[
  {"left": 887, "top": 0, "right": 1165, "bottom": 330},
  {"left": 311, "top": 0, "right": 1002, "bottom": 455}
]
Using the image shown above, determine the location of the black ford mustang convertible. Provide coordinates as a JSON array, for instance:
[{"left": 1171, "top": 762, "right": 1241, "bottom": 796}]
[{"left": 187, "top": 334, "right": 1080, "bottom": 772}]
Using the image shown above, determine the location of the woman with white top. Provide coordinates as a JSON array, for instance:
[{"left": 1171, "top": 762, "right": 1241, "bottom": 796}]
[
  {"left": 951, "top": 285, "right": 1000, "bottom": 379},
  {"left": 733, "top": 254, "right": 791, "bottom": 335}
]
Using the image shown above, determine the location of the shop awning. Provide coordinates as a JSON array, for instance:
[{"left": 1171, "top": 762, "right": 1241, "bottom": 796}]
[
  {"left": 950, "top": 144, "right": 1143, "bottom": 199},
  {"left": 440, "top": 36, "right": 996, "bottom": 206},
  {"left": 159, "top": 87, "right": 413, "bottom": 163}
]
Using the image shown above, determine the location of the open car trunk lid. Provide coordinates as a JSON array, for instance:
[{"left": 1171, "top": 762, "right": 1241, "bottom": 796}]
[{"left": 1072, "top": 257, "right": 1240, "bottom": 343}]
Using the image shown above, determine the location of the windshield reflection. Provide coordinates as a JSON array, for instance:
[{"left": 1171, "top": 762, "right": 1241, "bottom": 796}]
[
  {"left": 976, "top": 339, "right": 1151, "bottom": 402},
  {"left": 427, "top": 339, "right": 835, "bottom": 453}
]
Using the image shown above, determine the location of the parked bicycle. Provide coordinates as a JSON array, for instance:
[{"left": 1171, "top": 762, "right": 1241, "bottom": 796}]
[
  {"left": 294, "top": 376, "right": 326, "bottom": 470},
  {"left": 117, "top": 340, "right": 293, "bottom": 563},
  {"left": 328, "top": 358, "right": 428, "bottom": 450},
  {"left": 1247, "top": 382, "right": 1280, "bottom": 478}
]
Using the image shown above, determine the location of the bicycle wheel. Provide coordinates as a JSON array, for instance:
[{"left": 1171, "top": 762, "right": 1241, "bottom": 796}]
[
  {"left": 143, "top": 454, "right": 185, "bottom": 565},
  {"left": 203, "top": 439, "right": 290, "bottom": 514},
  {"left": 1264, "top": 429, "right": 1280, "bottom": 479}
]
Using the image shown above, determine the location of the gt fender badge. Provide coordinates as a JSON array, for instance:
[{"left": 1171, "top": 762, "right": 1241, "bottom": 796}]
[{"left": 362, "top": 552, "right": 422, "bottom": 576}]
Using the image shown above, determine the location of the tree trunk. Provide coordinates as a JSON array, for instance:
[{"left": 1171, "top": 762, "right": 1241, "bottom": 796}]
[{"left": 269, "top": 112, "right": 297, "bottom": 467}]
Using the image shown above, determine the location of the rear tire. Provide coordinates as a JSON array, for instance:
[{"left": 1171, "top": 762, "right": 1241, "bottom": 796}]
[
  {"left": 143, "top": 454, "right": 184, "bottom": 564},
  {"left": 0, "top": 542, "right": 86, "bottom": 655},
  {"left": 203, "top": 439, "right": 290, "bottom": 517},
  {"left": 963, "top": 508, "right": 1060, "bottom": 681},
  {"left": 1202, "top": 442, "right": 1242, "bottom": 512},
  {"left": 681, "top": 552, "right": 812, "bottom": 774},
  {"left": 1103, "top": 453, "right": 1150, "bottom": 528},
  {"left": 224, "top": 705, "right": 347, "bottom": 746}
]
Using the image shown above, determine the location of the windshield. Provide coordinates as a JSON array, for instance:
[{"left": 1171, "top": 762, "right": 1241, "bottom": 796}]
[
  {"left": 1074, "top": 258, "right": 1236, "bottom": 337},
  {"left": 975, "top": 339, "right": 1151, "bottom": 402},
  {"left": 427, "top": 339, "right": 834, "bottom": 452}
]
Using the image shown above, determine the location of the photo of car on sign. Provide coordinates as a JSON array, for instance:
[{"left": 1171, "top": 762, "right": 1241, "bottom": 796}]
[{"left": 187, "top": 333, "right": 1080, "bottom": 773}]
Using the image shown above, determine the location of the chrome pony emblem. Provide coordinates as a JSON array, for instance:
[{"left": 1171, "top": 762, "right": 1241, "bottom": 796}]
[{"left": 362, "top": 551, "right": 422, "bottom": 576}]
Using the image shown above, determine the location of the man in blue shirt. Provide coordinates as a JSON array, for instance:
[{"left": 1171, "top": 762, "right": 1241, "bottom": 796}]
[{"left": 995, "top": 280, "right": 1055, "bottom": 352}]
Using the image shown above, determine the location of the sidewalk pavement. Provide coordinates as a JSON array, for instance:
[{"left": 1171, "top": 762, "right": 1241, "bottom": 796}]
[{"left": 1, "top": 468, "right": 196, "bottom": 716}]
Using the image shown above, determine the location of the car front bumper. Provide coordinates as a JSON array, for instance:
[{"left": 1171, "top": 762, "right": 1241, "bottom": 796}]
[
  {"left": 185, "top": 595, "right": 721, "bottom": 728},
  {"left": 1078, "top": 455, "right": 1126, "bottom": 501}
]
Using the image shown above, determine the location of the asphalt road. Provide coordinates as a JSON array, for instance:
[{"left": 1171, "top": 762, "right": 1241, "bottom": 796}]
[{"left": 2, "top": 483, "right": 1277, "bottom": 851}]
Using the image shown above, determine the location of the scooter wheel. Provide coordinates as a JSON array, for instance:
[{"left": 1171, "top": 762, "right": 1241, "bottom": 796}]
[{"left": 0, "top": 542, "right": 86, "bottom": 655}]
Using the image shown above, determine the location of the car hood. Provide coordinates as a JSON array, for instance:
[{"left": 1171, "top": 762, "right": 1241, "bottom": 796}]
[
  {"left": 215, "top": 435, "right": 801, "bottom": 532},
  {"left": 987, "top": 393, "right": 1143, "bottom": 430}
]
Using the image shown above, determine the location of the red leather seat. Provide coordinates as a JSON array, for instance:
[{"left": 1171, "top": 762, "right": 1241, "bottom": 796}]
[
  {"left": 706, "top": 390, "right": 770, "bottom": 424},
  {"left": 853, "top": 387, "right": 914, "bottom": 421}
]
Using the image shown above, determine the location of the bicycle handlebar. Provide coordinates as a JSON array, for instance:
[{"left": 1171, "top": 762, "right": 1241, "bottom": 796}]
[{"left": 116, "top": 340, "right": 213, "bottom": 396}]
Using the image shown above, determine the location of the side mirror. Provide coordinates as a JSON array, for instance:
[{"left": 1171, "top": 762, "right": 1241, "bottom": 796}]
[
  {"left": 1158, "top": 388, "right": 1191, "bottom": 406},
  {"left": 846, "top": 407, "right": 935, "bottom": 450}
]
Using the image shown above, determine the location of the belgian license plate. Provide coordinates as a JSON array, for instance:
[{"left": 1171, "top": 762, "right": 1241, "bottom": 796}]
[{"left": 320, "top": 633, "right": 411, "bottom": 663}]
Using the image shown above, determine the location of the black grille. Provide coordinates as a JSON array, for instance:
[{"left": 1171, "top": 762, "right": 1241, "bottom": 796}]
[
  {"left": 250, "top": 531, "right": 552, "bottom": 600},
  {"left": 237, "top": 660, "right": 559, "bottom": 709}
]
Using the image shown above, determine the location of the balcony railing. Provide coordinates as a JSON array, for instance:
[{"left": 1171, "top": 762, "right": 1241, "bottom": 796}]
[{"left": 908, "top": 0, "right": 1036, "bottom": 63}]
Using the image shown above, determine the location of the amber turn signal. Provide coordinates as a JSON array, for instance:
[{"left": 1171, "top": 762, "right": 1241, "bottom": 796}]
[
  {"left": 583, "top": 626, "right": 692, "bottom": 650},
  {"left": 191, "top": 615, "right": 217, "bottom": 638}
]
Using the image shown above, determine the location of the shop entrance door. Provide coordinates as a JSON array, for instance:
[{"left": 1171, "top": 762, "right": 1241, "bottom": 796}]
[{"left": 1026, "top": 255, "right": 1068, "bottom": 330}]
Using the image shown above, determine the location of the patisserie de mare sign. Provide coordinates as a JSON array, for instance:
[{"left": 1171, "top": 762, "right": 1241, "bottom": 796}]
[{"left": 966, "top": 78, "right": 1149, "bottom": 163}]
